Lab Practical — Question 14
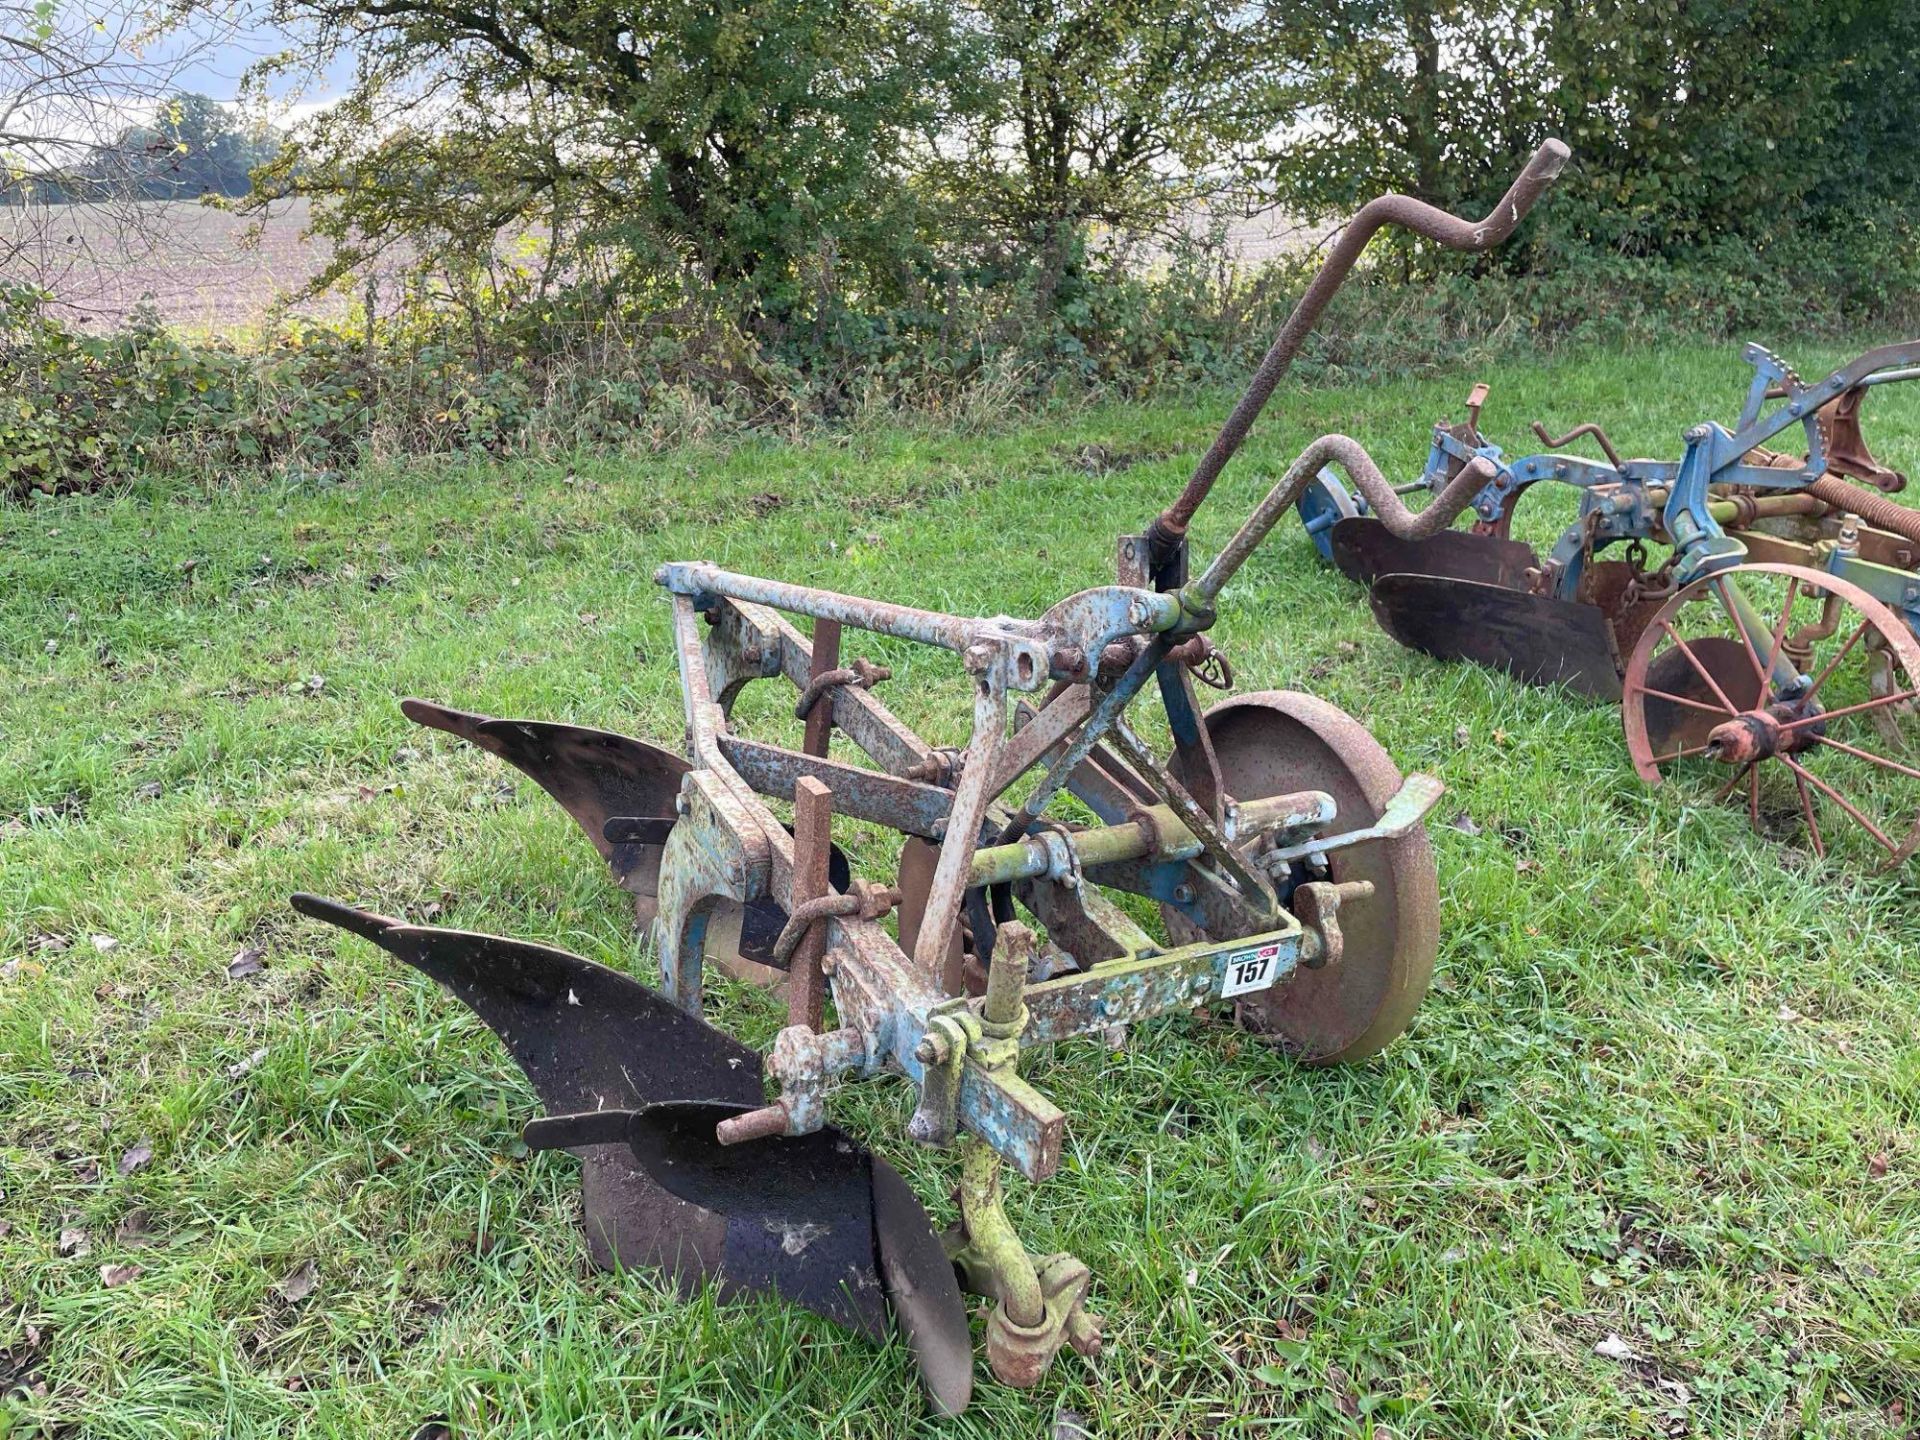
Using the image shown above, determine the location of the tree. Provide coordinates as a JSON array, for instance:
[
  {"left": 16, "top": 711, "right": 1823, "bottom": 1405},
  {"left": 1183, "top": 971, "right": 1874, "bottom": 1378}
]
[
  {"left": 100, "top": 92, "right": 281, "bottom": 200},
  {"left": 1271, "top": 0, "right": 1920, "bottom": 280},
  {"left": 255, "top": 0, "right": 964, "bottom": 326},
  {"left": 939, "top": 0, "right": 1295, "bottom": 245}
]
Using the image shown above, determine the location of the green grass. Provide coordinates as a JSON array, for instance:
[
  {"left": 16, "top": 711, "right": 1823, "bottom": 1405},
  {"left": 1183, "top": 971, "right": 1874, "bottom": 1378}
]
[{"left": 3, "top": 340, "right": 1917, "bottom": 1439}]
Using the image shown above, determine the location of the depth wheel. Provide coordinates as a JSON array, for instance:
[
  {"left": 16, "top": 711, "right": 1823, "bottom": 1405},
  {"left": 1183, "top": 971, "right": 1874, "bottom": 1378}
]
[
  {"left": 1170, "top": 691, "right": 1440, "bottom": 1065},
  {"left": 1297, "top": 467, "right": 1360, "bottom": 564},
  {"left": 1622, "top": 562, "right": 1920, "bottom": 866}
]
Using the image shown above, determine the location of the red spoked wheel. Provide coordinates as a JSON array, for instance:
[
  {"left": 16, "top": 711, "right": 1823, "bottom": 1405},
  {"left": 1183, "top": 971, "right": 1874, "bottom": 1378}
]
[{"left": 1622, "top": 562, "right": 1920, "bottom": 866}]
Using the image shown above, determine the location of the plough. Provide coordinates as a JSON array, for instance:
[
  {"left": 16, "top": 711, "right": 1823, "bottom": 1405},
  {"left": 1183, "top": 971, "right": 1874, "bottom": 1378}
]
[
  {"left": 1299, "top": 343, "right": 1920, "bottom": 865},
  {"left": 292, "top": 139, "right": 1570, "bottom": 1412}
]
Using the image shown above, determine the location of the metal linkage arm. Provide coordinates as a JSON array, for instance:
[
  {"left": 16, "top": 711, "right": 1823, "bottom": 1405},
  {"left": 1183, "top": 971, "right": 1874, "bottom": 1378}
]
[
  {"left": 1725, "top": 340, "right": 1920, "bottom": 461},
  {"left": 1146, "top": 137, "right": 1571, "bottom": 562},
  {"left": 657, "top": 561, "right": 1183, "bottom": 687}
]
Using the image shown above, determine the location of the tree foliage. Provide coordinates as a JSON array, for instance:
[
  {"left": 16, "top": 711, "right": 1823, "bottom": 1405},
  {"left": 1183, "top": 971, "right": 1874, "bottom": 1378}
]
[
  {"left": 99, "top": 93, "right": 281, "bottom": 199},
  {"left": 258, "top": 0, "right": 965, "bottom": 325},
  {"left": 1276, "top": 0, "right": 1920, "bottom": 288},
  {"left": 939, "top": 0, "right": 1288, "bottom": 238}
]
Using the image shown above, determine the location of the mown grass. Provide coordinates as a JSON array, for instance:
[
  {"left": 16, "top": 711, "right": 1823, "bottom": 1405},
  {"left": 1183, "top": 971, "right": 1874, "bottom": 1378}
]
[{"left": 2, "top": 340, "right": 1917, "bottom": 1439}]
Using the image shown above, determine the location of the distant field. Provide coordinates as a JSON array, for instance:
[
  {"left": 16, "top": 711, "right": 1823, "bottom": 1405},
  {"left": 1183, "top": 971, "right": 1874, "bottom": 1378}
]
[
  {"left": 1, "top": 198, "right": 352, "bottom": 333},
  {"left": 2, "top": 197, "right": 1327, "bottom": 335}
]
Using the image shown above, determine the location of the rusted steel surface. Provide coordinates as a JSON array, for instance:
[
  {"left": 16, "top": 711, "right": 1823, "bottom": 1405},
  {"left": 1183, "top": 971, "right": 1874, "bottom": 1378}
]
[
  {"left": 1621, "top": 563, "right": 1920, "bottom": 864},
  {"left": 1531, "top": 418, "right": 1624, "bottom": 468},
  {"left": 1315, "top": 335, "right": 1920, "bottom": 861},
  {"left": 1369, "top": 571, "right": 1627, "bottom": 699},
  {"left": 1820, "top": 385, "right": 1906, "bottom": 492},
  {"left": 1805, "top": 474, "right": 1920, "bottom": 545},
  {"left": 719, "top": 734, "right": 955, "bottom": 838},
  {"left": 1329, "top": 518, "right": 1540, "bottom": 590},
  {"left": 991, "top": 684, "right": 1092, "bottom": 797},
  {"left": 787, "top": 777, "right": 834, "bottom": 1031},
  {"left": 800, "top": 618, "right": 842, "bottom": 756}
]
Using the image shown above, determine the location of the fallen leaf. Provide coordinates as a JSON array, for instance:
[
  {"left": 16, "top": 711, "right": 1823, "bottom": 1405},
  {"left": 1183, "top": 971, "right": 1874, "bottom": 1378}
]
[
  {"left": 1516, "top": 857, "right": 1540, "bottom": 874},
  {"left": 1448, "top": 810, "right": 1481, "bottom": 835},
  {"left": 1594, "top": 1332, "right": 1636, "bottom": 1361},
  {"left": 1052, "top": 1407, "right": 1093, "bottom": 1440},
  {"left": 57, "top": 1227, "right": 91, "bottom": 1258},
  {"left": 227, "top": 1047, "right": 270, "bottom": 1080},
  {"left": 99, "top": 1263, "right": 142, "bottom": 1287},
  {"left": 1326, "top": 1362, "right": 1361, "bottom": 1418},
  {"left": 228, "top": 948, "right": 266, "bottom": 980},
  {"left": 116, "top": 1209, "right": 154, "bottom": 1247},
  {"left": 1453, "top": 725, "right": 1472, "bottom": 747},
  {"left": 134, "top": 781, "right": 163, "bottom": 801},
  {"left": 90, "top": 934, "right": 118, "bottom": 954},
  {"left": 278, "top": 1259, "right": 319, "bottom": 1304},
  {"left": 1868, "top": 1151, "right": 1890, "bottom": 1178},
  {"left": 1776, "top": 1004, "right": 1802, "bottom": 1022}
]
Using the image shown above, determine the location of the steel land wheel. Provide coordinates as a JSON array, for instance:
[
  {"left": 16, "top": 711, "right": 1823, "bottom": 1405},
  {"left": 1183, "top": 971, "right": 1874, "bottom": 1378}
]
[
  {"left": 1622, "top": 562, "right": 1920, "bottom": 866},
  {"left": 1170, "top": 690, "right": 1440, "bottom": 1064}
]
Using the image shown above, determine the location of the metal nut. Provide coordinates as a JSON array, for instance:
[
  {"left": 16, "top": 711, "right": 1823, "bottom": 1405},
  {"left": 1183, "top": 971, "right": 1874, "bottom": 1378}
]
[{"left": 915, "top": 1032, "right": 951, "bottom": 1066}]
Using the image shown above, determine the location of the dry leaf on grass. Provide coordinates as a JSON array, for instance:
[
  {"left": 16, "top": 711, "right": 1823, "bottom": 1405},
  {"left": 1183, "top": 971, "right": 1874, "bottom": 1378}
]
[{"left": 278, "top": 1259, "right": 319, "bottom": 1304}]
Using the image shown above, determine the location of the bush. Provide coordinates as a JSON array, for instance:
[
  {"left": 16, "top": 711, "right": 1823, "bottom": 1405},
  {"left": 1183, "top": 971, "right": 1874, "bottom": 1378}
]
[{"left": 8, "top": 232, "right": 1920, "bottom": 504}]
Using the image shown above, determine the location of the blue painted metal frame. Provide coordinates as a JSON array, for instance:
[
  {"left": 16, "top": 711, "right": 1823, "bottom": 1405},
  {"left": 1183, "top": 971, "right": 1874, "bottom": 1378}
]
[{"left": 1412, "top": 340, "right": 1920, "bottom": 640}]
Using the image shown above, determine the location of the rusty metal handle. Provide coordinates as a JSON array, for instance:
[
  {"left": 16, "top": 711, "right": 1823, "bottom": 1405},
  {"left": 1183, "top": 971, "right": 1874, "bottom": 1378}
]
[
  {"left": 1149, "top": 138, "right": 1571, "bottom": 560},
  {"left": 1530, "top": 419, "right": 1623, "bottom": 469},
  {"left": 1188, "top": 437, "right": 1499, "bottom": 610}
]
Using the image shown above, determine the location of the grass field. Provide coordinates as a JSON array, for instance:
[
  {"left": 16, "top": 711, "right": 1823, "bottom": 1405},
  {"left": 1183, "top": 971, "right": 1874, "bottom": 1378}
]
[{"left": 3, "top": 342, "right": 1917, "bottom": 1439}]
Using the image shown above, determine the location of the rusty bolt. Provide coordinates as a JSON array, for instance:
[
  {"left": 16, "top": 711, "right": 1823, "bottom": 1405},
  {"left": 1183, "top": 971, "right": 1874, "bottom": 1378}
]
[
  {"left": 915, "top": 1032, "right": 950, "bottom": 1066},
  {"left": 1067, "top": 1308, "right": 1103, "bottom": 1358}
]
